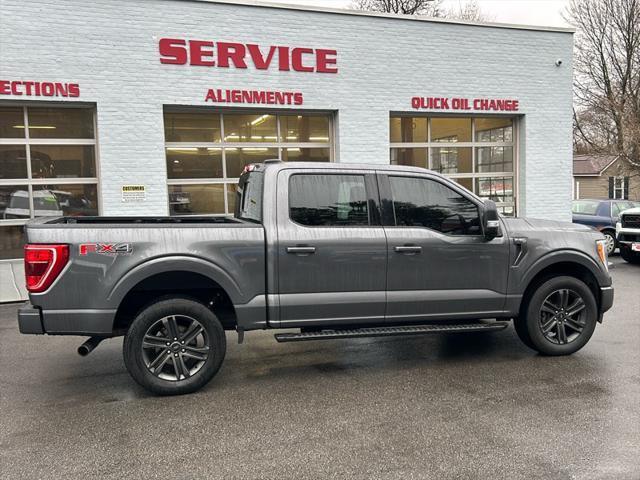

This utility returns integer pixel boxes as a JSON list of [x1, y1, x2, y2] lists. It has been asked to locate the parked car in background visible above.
[[572, 199, 640, 255], [616, 207, 640, 264]]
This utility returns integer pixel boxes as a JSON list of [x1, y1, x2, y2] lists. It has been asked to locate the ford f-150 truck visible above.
[[18, 162, 614, 395]]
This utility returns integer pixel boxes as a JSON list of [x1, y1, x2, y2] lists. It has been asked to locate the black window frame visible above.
[[287, 172, 381, 228], [377, 173, 485, 237]]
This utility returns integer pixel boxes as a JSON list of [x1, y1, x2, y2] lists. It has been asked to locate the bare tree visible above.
[[446, 0, 492, 22], [350, 0, 443, 16], [566, 0, 640, 174]]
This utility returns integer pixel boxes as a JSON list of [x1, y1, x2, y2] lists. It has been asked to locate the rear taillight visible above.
[[24, 244, 69, 293]]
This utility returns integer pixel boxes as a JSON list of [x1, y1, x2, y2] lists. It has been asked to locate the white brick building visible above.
[[0, 0, 574, 260]]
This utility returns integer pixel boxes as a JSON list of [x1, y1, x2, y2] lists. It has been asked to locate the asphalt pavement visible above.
[[1, 257, 638, 480]]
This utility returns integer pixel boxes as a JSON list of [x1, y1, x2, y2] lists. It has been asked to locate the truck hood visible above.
[[503, 217, 596, 235], [620, 207, 640, 217]]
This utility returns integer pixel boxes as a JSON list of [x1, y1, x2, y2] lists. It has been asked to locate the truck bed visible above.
[[31, 216, 245, 226]]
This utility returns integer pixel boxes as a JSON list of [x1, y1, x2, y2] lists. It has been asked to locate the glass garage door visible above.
[[390, 116, 517, 216], [0, 105, 99, 259], [163, 109, 333, 216]]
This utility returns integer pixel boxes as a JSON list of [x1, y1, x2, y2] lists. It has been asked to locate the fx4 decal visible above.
[[79, 243, 133, 255]]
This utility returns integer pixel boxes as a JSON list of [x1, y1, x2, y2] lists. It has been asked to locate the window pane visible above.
[[0, 107, 25, 138], [476, 146, 513, 173], [431, 118, 471, 143], [30, 145, 96, 178], [475, 118, 513, 142], [32, 184, 98, 217], [226, 183, 237, 214], [164, 112, 221, 142], [289, 174, 369, 226], [166, 147, 223, 179], [223, 114, 277, 142], [389, 176, 481, 235], [0, 226, 25, 260], [27, 108, 94, 139], [280, 115, 330, 143], [390, 148, 428, 168], [0, 146, 28, 179], [168, 184, 224, 215], [453, 177, 473, 192], [432, 147, 472, 174], [0, 185, 30, 219], [499, 206, 515, 216], [476, 177, 514, 204], [225, 148, 278, 178], [281, 147, 330, 162], [390, 117, 428, 143]]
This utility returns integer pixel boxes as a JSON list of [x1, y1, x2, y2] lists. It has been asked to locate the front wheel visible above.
[[514, 276, 598, 356], [620, 245, 640, 264], [123, 297, 226, 395]]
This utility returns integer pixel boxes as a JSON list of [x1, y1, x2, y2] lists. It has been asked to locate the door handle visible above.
[[286, 246, 316, 255], [394, 245, 422, 254]]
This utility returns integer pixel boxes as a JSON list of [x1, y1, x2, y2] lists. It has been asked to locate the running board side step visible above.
[[274, 322, 509, 343]]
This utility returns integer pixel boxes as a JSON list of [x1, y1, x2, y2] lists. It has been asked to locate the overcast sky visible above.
[[269, 0, 572, 28]]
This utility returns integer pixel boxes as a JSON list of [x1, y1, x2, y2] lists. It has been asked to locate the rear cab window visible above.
[[236, 168, 264, 223]]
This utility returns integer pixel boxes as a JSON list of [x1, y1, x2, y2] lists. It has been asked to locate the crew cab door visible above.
[[275, 168, 387, 327], [379, 173, 510, 321]]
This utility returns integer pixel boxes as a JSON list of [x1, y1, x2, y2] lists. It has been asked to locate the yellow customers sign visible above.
[[121, 185, 146, 202]]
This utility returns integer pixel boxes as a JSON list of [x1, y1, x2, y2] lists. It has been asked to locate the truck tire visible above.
[[516, 276, 597, 356], [512, 315, 534, 349], [123, 297, 226, 395], [620, 245, 640, 264]]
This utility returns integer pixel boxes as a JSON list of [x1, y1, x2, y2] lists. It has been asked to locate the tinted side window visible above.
[[289, 174, 369, 226], [389, 176, 481, 235]]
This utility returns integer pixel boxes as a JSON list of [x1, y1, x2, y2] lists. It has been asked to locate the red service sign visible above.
[[205, 88, 303, 106], [0, 80, 80, 98], [159, 38, 338, 74], [412, 96, 519, 112]]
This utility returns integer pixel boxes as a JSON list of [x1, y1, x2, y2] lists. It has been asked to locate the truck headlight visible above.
[[596, 239, 609, 272]]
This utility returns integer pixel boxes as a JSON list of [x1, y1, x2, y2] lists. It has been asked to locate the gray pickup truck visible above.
[[19, 162, 614, 395]]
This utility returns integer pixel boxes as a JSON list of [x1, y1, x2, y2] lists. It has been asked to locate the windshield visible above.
[[235, 170, 264, 223]]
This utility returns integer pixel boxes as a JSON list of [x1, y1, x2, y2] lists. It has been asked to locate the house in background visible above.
[[573, 154, 639, 201]]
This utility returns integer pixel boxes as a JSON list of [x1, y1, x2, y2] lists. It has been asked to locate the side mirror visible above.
[[483, 199, 500, 240]]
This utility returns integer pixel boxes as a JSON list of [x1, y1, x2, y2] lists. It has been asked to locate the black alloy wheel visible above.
[[123, 297, 226, 395], [514, 276, 597, 356], [538, 288, 586, 345], [141, 315, 210, 381]]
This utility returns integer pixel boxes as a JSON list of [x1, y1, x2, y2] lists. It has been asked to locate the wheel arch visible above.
[[518, 256, 603, 320], [109, 256, 243, 333]]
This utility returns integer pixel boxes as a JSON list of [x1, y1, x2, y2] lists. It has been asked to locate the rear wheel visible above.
[[602, 230, 616, 255], [515, 276, 597, 356], [123, 297, 226, 395]]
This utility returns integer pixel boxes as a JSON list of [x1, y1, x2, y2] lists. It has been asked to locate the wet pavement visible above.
[[1, 257, 638, 479]]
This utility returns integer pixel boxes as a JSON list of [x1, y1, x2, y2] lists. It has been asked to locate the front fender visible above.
[[515, 249, 610, 293]]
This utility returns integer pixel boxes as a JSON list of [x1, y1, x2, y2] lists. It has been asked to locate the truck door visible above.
[[275, 168, 387, 328], [379, 173, 510, 321]]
